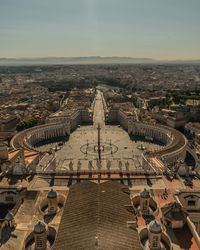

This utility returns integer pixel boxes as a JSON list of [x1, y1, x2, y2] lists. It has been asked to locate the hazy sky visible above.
[[0, 0, 200, 59]]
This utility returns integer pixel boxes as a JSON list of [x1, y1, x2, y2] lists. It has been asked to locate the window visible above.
[[5, 196, 14, 202], [188, 200, 196, 206], [153, 236, 158, 247]]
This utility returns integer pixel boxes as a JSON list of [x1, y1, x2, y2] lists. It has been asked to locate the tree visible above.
[[16, 118, 38, 131]]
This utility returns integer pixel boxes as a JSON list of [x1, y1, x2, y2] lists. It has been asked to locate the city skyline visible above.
[[1, 0, 200, 60]]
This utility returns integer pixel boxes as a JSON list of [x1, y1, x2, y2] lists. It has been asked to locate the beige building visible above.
[[153, 109, 186, 129], [177, 190, 200, 236], [0, 115, 19, 132]]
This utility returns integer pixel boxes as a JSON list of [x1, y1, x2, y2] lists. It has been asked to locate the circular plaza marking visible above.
[[80, 142, 118, 156]]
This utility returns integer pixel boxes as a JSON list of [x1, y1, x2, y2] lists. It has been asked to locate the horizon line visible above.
[[0, 56, 200, 61]]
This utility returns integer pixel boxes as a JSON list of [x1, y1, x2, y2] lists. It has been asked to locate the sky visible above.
[[0, 0, 200, 60]]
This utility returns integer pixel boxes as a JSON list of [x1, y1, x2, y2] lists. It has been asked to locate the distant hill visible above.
[[0, 57, 155, 65], [0, 56, 199, 65]]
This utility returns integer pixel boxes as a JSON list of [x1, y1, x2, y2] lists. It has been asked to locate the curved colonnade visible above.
[[128, 121, 187, 164], [11, 118, 187, 167], [11, 122, 70, 151]]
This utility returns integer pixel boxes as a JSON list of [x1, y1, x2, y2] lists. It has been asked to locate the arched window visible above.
[[152, 236, 158, 247]]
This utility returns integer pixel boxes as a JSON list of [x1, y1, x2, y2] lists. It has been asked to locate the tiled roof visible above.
[[53, 181, 141, 250]]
